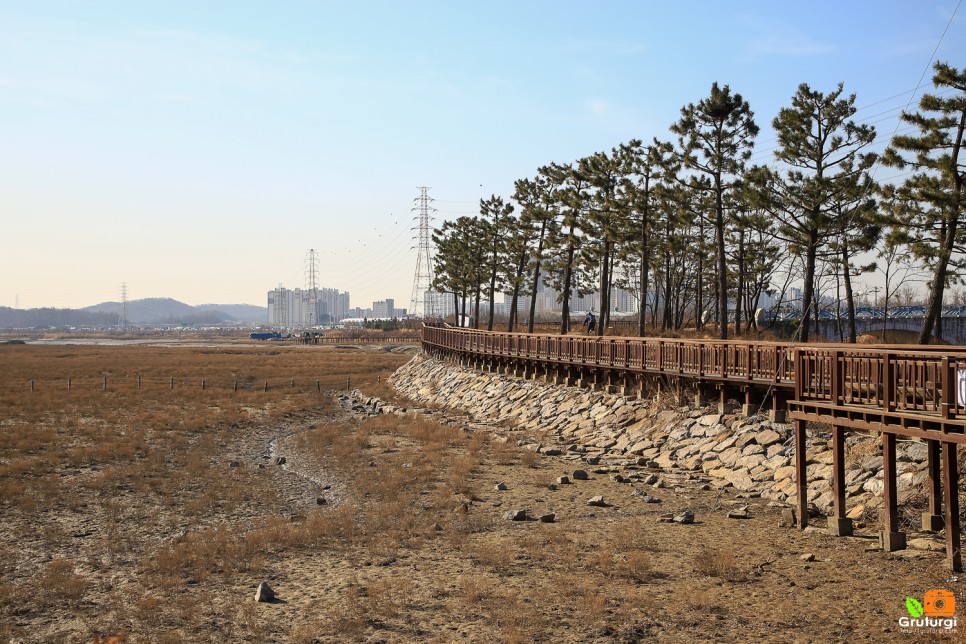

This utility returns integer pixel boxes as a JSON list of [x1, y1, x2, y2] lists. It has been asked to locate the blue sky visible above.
[[1, 1, 963, 310]]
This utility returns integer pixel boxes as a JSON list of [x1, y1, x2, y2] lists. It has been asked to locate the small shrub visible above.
[[693, 546, 748, 582]]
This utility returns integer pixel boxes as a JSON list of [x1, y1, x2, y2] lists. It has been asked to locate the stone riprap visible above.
[[377, 355, 932, 518]]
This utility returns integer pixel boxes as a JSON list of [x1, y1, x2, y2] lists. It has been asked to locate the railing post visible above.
[[942, 357, 954, 420], [831, 350, 842, 406], [883, 352, 895, 412]]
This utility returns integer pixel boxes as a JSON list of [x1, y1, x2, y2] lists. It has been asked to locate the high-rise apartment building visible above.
[[267, 286, 350, 327]]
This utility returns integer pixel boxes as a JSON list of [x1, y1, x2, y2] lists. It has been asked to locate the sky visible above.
[[1, 1, 964, 311]]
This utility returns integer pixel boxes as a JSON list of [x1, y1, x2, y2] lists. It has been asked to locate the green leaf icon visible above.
[[906, 597, 924, 618]]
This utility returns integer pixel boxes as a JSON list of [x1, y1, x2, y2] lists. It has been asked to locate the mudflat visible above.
[[0, 344, 957, 642]]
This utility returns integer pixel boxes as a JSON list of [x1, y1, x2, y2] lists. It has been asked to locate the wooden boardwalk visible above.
[[423, 323, 966, 570]]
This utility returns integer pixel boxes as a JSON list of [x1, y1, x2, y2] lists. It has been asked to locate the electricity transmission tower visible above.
[[410, 187, 438, 318], [119, 282, 129, 329], [305, 249, 319, 327]]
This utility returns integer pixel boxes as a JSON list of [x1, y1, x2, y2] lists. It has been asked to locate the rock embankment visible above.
[[386, 355, 932, 521]]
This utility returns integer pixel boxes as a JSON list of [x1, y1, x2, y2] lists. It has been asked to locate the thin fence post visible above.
[[233, 381, 238, 392], [30, 379, 34, 392], [202, 379, 205, 390], [103, 375, 108, 392], [346, 377, 350, 391], [137, 375, 141, 390], [291, 378, 295, 388], [316, 379, 321, 393], [67, 378, 71, 391], [170, 376, 174, 390], [264, 381, 269, 392]]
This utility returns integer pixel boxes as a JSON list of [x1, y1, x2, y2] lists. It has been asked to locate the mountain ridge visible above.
[[0, 298, 267, 328]]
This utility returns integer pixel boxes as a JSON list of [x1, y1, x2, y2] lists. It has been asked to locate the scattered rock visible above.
[[586, 496, 608, 507], [547, 483, 558, 491], [800, 553, 815, 562], [908, 538, 945, 552], [228, 461, 240, 468], [673, 510, 695, 524], [572, 470, 589, 481], [538, 513, 556, 523], [316, 497, 327, 505], [728, 507, 750, 519], [542, 448, 563, 456], [273, 456, 286, 466], [495, 482, 508, 491], [780, 508, 797, 528], [254, 581, 275, 602], [504, 509, 529, 521], [556, 476, 570, 485], [631, 489, 662, 503], [641, 474, 659, 485]]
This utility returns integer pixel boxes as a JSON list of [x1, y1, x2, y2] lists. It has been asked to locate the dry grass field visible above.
[[0, 341, 960, 642]]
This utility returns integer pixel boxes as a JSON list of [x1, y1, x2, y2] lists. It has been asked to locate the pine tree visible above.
[[671, 82, 758, 339], [882, 62, 966, 344]]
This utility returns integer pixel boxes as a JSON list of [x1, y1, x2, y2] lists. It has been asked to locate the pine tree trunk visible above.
[[842, 244, 857, 343], [799, 233, 818, 342], [919, 225, 956, 344], [560, 232, 576, 335], [715, 180, 729, 340]]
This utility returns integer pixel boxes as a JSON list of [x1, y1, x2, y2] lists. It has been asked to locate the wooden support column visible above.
[[923, 439, 945, 531], [943, 442, 962, 571], [880, 432, 906, 551], [718, 385, 735, 414], [693, 382, 708, 408], [741, 386, 757, 417], [769, 391, 787, 423], [828, 426, 852, 536], [795, 419, 808, 529]]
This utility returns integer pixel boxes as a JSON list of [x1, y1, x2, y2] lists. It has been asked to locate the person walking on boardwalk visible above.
[[583, 311, 597, 335]]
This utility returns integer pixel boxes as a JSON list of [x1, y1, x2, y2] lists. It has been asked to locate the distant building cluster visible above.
[[424, 276, 638, 320], [267, 286, 349, 327], [266, 288, 407, 327], [347, 298, 408, 320]]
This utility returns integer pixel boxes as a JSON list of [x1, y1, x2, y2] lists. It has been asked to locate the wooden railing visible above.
[[423, 324, 966, 437], [423, 325, 798, 386]]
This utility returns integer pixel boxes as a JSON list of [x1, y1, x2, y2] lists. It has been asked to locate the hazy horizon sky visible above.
[[1, 1, 963, 310]]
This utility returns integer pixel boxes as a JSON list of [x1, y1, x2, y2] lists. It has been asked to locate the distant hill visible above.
[[83, 298, 267, 325], [0, 307, 119, 329], [0, 298, 267, 329], [196, 303, 268, 324]]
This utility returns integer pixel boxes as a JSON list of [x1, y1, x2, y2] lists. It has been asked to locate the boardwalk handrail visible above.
[[422, 323, 966, 430]]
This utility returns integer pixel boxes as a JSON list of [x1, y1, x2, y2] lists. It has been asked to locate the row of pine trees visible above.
[[431, 63, 965, 344]]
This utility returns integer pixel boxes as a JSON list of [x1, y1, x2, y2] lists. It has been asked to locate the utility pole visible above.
[[410, 187, 438, 318]]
